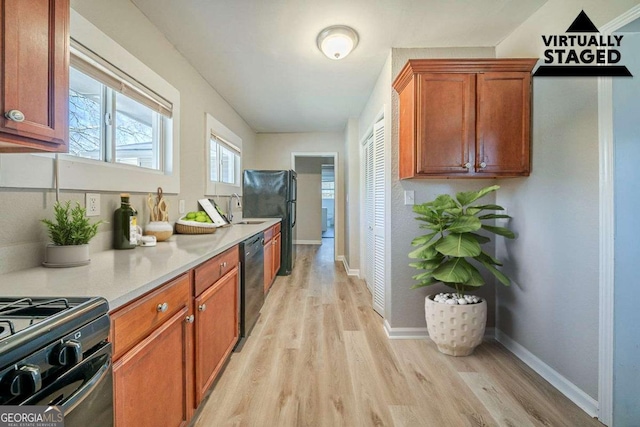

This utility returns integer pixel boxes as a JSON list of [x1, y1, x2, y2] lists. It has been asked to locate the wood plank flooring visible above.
[[194, 242, 603, 427]]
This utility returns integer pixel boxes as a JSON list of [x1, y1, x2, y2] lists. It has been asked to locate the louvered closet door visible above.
[[372, 120, 386, 317], [364, 136, 374, 293]]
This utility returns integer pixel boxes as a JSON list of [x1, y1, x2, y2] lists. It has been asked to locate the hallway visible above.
[[194, 244, 601, 426]]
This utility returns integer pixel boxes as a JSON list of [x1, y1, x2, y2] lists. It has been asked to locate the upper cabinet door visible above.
[[0, 0, 69, 152], [476, 72, 531, 176], [415, 73, 475, 176]]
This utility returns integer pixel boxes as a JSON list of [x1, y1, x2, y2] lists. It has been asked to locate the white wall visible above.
[[254, 132, 345, 258], [494, 0, 640, 402], [0, 0, 257, 274]]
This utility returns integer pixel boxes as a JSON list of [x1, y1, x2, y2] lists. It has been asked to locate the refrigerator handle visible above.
[[291, 201, 296, 228]]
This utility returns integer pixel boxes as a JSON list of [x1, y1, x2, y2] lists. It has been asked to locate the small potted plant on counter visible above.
[[409, 185, 514, 356], [41, 200, 103, 267]]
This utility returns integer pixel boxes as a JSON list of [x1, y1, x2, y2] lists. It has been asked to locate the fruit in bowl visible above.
[[185, 211, 213, 223]]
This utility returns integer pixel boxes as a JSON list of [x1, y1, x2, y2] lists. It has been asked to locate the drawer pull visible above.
[[4, 109, 25, 122], [185, 315, 195, 324], [157, 302, 168, 313], [198, 304, 206, 312], [463, 162, 472, 169]]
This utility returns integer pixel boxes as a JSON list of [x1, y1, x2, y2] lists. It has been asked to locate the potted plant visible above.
[[41, 201, 103, 267], [409, 185, 514, 356]]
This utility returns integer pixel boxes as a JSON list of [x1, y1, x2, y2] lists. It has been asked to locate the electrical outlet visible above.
[[178, 199, 185, 214], [86, 193, 100, 217]]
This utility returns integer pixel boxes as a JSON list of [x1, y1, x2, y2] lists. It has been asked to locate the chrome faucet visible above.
[[228, 193, 241, 223]]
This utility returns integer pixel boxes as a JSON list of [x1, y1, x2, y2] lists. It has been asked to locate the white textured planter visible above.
[[44, 244, 90, 267], [425, 294, 487, 356]]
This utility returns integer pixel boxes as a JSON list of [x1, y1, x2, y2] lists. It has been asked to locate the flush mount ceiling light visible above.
[[317, 25, 359, 60]]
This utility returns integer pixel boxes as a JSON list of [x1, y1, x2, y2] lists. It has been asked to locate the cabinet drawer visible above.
[[111, 273, 190, 360], [194, 246, 239, 297], [264, 226, 274, 242], [273, 222, 281, 234]]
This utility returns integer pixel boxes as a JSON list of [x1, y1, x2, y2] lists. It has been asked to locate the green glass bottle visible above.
[[114, 193, 138, 249]]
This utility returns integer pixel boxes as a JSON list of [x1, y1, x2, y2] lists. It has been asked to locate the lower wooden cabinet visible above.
[[110, 273, 193, 427], [273, 232, 281, 276], [264, 234, 273, 293], [263, 225, 282, 294], [113, 306, 193, 427], [194, 266, 239, 405], [110, 244, 242, 426]]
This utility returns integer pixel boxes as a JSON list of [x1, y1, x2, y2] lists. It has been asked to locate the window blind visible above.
[[70, 38, 173, 118]]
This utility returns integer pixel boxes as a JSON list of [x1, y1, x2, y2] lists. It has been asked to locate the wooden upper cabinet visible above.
[[393, 59, 537, 179], [476, 72, 531, 176], [0, 0, 70, 153]]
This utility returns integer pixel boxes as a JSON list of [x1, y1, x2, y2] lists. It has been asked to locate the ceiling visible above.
[[131, 0, 547, 133]]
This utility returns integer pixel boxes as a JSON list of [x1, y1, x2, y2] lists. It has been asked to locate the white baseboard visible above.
[[383, 320, 497, 341], [384, 320, 428, 339], [293, 240, 322, 245], [336, 255, 360, 277], [495, 329, 598, 418]]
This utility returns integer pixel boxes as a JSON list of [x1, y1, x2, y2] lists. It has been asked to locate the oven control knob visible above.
[[52, 340, 83, 366], [9, 365, 42, 396]]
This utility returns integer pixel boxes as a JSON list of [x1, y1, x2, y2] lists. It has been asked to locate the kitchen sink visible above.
[[235, 220, 266, 225]]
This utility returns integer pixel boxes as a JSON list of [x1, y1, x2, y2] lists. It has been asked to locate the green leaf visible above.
[[469, 233, 490, 244], [475, 251, 503, 266], [455, 185, 500, 206], [478, 213, 511, 220], [408, 241, 440, 260], [447, 215, 481, 233], [432, 258, 471, 284], [460, 260, 485, 287], [411, 231, 438, 246], [482, 224, 515, 239], [477, 258, 511, 286], [410, 276, 440, 289], [470, 204, 505, 211], [435, 234, 481, 257], [409, 257, 444, 271], [432, 194, 458, 209]]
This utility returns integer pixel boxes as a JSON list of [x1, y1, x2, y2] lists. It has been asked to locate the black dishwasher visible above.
[[237, 232, 265, 347]]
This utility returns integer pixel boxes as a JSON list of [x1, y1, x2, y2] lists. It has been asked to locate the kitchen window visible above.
[[0, 10, 181, 193], [206, 113, 243, 196], [69, 41, 172, 171], [322, 165, 335, 199]]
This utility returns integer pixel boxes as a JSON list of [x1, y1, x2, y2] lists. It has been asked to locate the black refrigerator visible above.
[[242, 169, 297, 275]]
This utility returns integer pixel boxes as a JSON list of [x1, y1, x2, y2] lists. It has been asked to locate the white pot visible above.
[[424, 294, 487, 357], [44, 244, 90, 267], [144, 221, 173, 242]]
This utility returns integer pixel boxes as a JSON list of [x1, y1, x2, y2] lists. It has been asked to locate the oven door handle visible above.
[[60, 351, 112, 415]]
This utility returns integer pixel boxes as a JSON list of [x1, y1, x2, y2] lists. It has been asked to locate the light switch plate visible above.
[[404, 190, 415, 205], [86, 193, 100, 217], [178, 199, 185, 214]]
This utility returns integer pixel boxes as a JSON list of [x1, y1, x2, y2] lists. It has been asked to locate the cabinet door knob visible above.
[[198, 304, 206, 312], [157, 302, 168, 313], [4, 110, 25, 122], [185, 315, 195, 323], [464, 162, 472, 169], [480, 162, 487, 169]]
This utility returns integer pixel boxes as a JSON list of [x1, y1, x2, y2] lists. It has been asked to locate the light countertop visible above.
[[0, 219, 280, 311]]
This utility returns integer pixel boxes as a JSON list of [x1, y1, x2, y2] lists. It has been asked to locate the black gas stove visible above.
[[0, 297, 113, 426]]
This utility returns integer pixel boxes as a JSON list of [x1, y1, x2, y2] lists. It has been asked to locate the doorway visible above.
[[291, 152, 338, 258]]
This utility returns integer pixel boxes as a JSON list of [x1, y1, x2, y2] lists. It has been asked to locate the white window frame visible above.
[[0, 9, 181, 193], [205, 113, 242, 196]]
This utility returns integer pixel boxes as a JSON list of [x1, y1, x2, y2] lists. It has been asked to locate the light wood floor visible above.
[[194, 242, 603, 427]]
